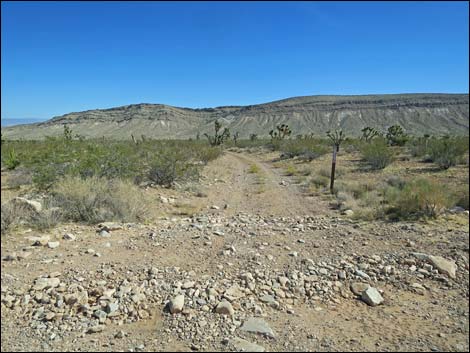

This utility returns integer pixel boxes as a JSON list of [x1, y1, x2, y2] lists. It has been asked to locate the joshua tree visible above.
[[233, 131, 240, 145], [249, 133, 258, 141], [360, 127, 381, 142], [386, 125, 408, 146], [204, 120, 230, 146], [326, 129, 346, 193], [269, 124, 292, 140], [63, 125, 73, 141]]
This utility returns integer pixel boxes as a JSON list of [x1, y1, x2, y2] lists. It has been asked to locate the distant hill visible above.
[[2, 93, 468, 140]]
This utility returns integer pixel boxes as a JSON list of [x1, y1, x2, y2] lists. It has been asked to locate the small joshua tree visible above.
[[204, 120, 230, 146], [233, 131, 239, 145], [326, 129, 346, 193], [63, 125, 73, 141], [249, 133, 258, 141], [269, 124, 292, 140], [386, 125, 408, 146], [360, 127, 381, 143]]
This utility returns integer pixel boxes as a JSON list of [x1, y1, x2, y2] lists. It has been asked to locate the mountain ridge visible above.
[[3, 93, 469, 139]]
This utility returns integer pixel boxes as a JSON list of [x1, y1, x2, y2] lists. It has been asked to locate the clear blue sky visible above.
[[1, 1, 469, 121]]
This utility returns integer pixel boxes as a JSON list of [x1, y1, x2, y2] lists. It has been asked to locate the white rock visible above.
[[412, 253, 457, 279], [33, 277, 60, 291], [361, 287, 384, 306], [427, 255, 457, 279], [215, 300, 234, 316], [169, 295, 184, 314], [47, 241, 60, 249], [239, 317, 275, 338]]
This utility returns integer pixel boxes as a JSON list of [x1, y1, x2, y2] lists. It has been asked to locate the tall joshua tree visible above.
[[269, 124, 292, 140], [326, 130, 346, 193], [204, 120, 230, 146]]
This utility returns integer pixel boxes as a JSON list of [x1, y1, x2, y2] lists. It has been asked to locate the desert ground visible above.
[[1, 146, 469, 352]]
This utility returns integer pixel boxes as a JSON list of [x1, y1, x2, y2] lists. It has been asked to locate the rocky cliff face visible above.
[[3, 94, 468, 139]]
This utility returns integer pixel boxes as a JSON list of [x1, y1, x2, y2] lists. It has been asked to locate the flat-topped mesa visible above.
[[3, 93, 468, 140]]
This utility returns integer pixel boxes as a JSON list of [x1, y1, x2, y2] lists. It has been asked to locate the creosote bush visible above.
[[428, 136, 468, 169], [385, 178, 451, 219], [1, 138, 222, 190], [0, 199, 62, 234], [360, 138, 394, 169], [52, 176, 154, 224], [275, 139, 329, 160]]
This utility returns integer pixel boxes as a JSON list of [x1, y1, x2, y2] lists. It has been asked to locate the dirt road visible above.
[[1, 150, 469, 352]]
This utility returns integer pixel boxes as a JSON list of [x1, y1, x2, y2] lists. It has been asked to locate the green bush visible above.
[[385, 178, 452, 219], [1, 203, 15, 234], [428, 136, 468, 169], [407, 136, 431, 158], [0, 198, 62, 234], [309, 175, 329, 189], [277, 139, 329, 160], [4, 149, 20, 170], [147, 150, 200, 187], [1, 139, 222, 190], [360, 138, 394, 169], [453, 185, 469, 210], [52, 176, 153, 224]]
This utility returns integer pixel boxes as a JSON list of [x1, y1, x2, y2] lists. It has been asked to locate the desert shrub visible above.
[[309, 175, 330, 189], [343, 138, 362, 153], [334, 190, 358, 211], [407, 135, 432, 158], [330, 180, 384, 219], [248, 164, 261, 174], [428, 136, 468, 169], [452, 185, 469, 210], [147, 150, 200, 187], [1, 203, 15, 234], [192, 145, 223, 165], [32, 163, 69, 190], [52, 176, 152, 224], [316, 166, 343, 179], [384, 175, 406, 189], [0, 198, 61, 233], [27, 203, 63, 231], [385, 178, 452, 219], [232, 138, 270, 149], [1, 139, 222, 190], [334, 180, 378, 199], [284, 165, 297, 176], [360, 138, 394, 169], [277, 139, 329, 160], [4, 148, 20, 170]]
